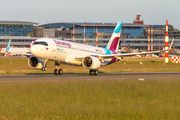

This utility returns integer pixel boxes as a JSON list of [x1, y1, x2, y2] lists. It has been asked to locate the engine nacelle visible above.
[[28, 57, 43, 70], [82, 56, 101, 69]]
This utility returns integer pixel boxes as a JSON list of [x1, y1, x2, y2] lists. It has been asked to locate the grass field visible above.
[[1, 57, 180, 119], [0, 57, 180, 75], [0, 79, 180, 120]]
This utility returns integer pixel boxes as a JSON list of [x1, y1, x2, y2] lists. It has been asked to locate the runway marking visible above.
[[86, 79, 95, 80], [139, 78, 145, 81]]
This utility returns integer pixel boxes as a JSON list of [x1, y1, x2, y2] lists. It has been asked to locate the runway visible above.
[[0, 72, 180, 82]]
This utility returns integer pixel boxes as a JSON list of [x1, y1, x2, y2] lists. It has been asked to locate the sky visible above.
[[0, 0, 180, 29]]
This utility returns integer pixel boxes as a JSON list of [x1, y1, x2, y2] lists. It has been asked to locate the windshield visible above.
[[33, 42, 48, 46]]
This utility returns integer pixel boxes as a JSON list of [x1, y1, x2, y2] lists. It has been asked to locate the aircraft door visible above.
[[76, 47, 80, 54], [52, 42, 57, 58]]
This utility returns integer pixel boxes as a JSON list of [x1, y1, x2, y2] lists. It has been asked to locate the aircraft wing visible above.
[[75, 50, 165, 60], [98, 50, 164, 59], [75, 38, 174, 60]]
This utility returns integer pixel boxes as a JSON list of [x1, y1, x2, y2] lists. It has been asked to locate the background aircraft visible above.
[[0, 40, 35, 56], [9, 21, 173, 75]]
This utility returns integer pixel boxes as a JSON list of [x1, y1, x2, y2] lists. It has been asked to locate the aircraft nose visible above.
[[30, 46, 37, 56]]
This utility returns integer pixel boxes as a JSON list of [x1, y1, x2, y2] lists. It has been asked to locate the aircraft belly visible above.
[[49, 52, 68, 61], [101, 59, 111, 66], [65, 54, 81, 65], [56, 53, 68, 61]]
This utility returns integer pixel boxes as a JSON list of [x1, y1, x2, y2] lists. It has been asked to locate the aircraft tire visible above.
[[54, 69, 58, 75], [58, 69, 63, 75], [94, 70, 98, 75], [89, 69, 93, 75], [42, 67, 47, 71], [44, 67, 47, 71]]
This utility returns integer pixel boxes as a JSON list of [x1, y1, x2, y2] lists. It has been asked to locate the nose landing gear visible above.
[[41, 59, 48, 71], [42, 67, 47, 71]]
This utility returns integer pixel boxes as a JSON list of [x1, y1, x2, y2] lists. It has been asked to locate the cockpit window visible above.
[[33, 42, 48, 46]]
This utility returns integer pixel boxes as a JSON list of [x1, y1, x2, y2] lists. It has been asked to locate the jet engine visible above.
[[28, 56, 43, 70], [82, 56, 101, 69]]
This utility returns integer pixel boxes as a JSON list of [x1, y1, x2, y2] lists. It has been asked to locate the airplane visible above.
[[0, 39, 35, 56], [9, 21, 174, 75]]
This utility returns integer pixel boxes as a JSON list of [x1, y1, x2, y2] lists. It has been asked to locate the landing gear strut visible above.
[[89, 69, 98, 75], [41, 59, 48, 71], [54, 61, 63, 75]]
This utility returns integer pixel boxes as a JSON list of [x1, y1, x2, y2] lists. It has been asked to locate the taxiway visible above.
[[0, 72, 180, 82]]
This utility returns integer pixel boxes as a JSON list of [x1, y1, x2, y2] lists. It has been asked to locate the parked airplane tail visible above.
[[105, 21, 122, 52], [6, 39, 11, 52], [3, 39, 11, 56]]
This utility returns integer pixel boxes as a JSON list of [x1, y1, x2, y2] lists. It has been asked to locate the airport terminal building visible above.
[[0, 19, 180, 52], [0, 21, 38, 48]]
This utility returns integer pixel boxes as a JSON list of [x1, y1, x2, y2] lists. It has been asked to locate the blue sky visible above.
[[0, 0, 180, 29]]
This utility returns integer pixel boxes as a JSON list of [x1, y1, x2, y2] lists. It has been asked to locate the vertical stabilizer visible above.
[[6, 39, 11, 52], [4, 39, 11, 56], [105, 21, 122, 52]]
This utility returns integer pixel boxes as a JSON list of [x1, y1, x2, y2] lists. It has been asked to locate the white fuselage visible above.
[[30, 38, 118, 66]]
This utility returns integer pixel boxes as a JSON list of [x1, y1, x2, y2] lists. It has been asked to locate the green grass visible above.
[[1, 57, 180, 75], [0, 79, 180, 120]]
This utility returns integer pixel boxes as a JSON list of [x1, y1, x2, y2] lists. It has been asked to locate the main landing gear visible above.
[[41, 59, 48, 71], [53, 61, 98, 76], [54, 61, 63, 75], [89, 69, 98, 75], [54, 69, 63, 75]]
